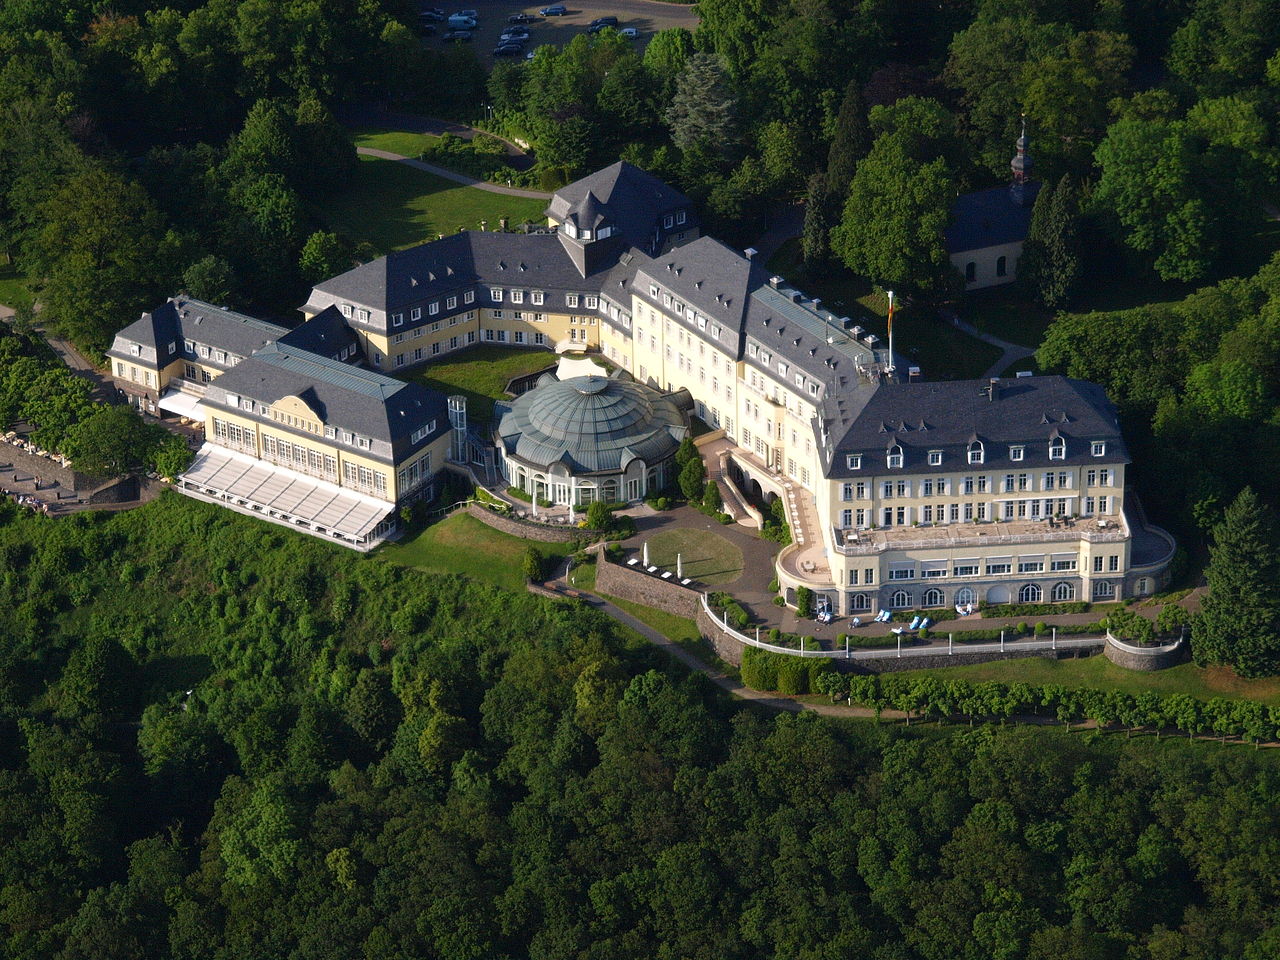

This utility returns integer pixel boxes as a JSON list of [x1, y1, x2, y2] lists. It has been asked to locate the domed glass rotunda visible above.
[[494, 374, 692, 505]]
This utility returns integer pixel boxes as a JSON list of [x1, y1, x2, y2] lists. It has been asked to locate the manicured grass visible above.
[[350, 126, 443, 159], [317, 156, 547, 254], [953, 289, 1055, 349], [897, 655, 1280, 706], [0, 261, 32, 310], [642, 527, 743, 585], [602, 593, 727, 669], [380, 511, 571, 592], [400, 344, 557, 421], [766, 239, 1002, 381]]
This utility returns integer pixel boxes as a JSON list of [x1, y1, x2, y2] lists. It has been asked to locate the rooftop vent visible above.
[[744, 247, 758, 260], [1016, 370, 1033, 378], [769, 275, 782, 287]]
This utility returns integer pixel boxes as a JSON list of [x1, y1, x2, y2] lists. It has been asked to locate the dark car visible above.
[[418, 7, 445, 20], [507, 12, 537, 23], [493, 41, 525, 56], [501, 26, 531, 39], [539, 4, 567, 15], [413, 21, 437, 34], [589, 15, 618, 27], [442, 28, 472, 41]]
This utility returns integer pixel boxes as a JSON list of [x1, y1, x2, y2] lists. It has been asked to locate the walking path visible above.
[[357, 146, 552, 199], [939, 307, 1036, 378]]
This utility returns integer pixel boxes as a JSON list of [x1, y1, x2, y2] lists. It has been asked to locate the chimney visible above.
[[989, 378, 1001, 401], [744, 247, 757, 260]]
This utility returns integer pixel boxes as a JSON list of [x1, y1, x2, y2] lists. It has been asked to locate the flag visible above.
[[887, 291, 894, 338]]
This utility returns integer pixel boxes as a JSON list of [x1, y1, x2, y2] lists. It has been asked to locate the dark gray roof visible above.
[[495, 375, 687, 474], [108, 297, 287, 368], [824, 375, 1127, 477], [277, 306, 360, 362], [308, 231, 625, 327], [546, 161, 692, 252], [204, 342, 447, 462], [943, 183, 1040, 254]]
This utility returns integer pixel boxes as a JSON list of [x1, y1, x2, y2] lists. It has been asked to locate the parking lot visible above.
[[422, 0, 698, 59]]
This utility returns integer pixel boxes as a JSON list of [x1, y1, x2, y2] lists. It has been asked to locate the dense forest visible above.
[[0, 495, 1279, 958]]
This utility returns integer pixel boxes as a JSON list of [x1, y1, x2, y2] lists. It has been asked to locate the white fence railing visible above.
[[700, 594, 1109, 661], [832, 527, 1129, 556]]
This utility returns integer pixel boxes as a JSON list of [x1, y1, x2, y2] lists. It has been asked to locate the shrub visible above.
[[521, 546, 544, 582], [776, 656, 808, 695], [768, 627, 781, 641], [796, 586, 814, 618], [703, 480, 723, 511], [1156, 604, 1190, 637], [772, 596, 785, 606], [919, 627, 930, 640], [1016, 621, 1029, 635], [585, 500, 613, 531], [1034, 621, 1048, 636], [768, 577, 779, 593], [980, 601, 1090, 618], [718, 512, 734, 524]]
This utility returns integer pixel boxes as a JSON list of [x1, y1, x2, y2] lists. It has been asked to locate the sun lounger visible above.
[[920, 617, 933, 630], [908, 616, 921, 630], [627, 558, 639, 566]]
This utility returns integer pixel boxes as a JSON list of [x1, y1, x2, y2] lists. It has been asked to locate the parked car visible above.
[[539, 4, 567, 15], [588, 15, 618, 27], [442, 28, 472, 40], [493, 42, 525, 56], [419, 6, 445, 20], [446, 14, 476, 27], [456, 8, 479, 18], [501, 26, 531, 39], [413, 21, 438, 34], [508, 12, 537, 23], [619, 26, 637, 37]]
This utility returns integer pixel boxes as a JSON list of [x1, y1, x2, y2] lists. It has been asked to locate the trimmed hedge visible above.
[[740, 647, 833, 694]]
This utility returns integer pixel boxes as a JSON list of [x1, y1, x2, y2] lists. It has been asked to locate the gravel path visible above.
[[356, 146, 553, 199]]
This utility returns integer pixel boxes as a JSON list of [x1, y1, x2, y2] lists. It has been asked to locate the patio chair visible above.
[[908, 616, 921, 630], [920, 617, 933, 630]]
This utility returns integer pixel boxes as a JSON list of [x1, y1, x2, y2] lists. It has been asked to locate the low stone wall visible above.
[[596, 556, 701, 619], [83, 475, 139, 504], [696, 601, 746, 665], [0, 440, 100, 492], [1104, 636, 1188, 671], [463, 502, 601, 543]]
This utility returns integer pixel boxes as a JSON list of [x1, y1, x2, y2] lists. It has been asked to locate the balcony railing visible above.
[[831, 525, 1129, 555]]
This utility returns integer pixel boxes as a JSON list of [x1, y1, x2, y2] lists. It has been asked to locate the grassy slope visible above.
[[642, 527, 743, 585], [600, 592, 729, 670], [351, 127, 443, 159], [400, 344, 557, 421], [380, 511, 572, 592], [896, 654, 1280, 706], [318, 156, 546, 254], [0, 261, 32, 310]]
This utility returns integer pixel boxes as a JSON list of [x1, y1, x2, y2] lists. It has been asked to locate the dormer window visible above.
[[580, 229, 592, 241], [1009, 445, 1024, 462], [392, 313, 403, 327], [564, 222, 577, 239], [847, 454, 862, 470], [664, 214, 674, 228], [130, 344, 141, 356], [1049, 437, 1066, 460], [677, 210, 687, 225], [168, 342, 177, 355], [1091, 441, 1106, 456], [411, 307, 421, 321], [928, 450, 942, 466], [887, 444, 903, 469], [968, 441, 984, 464], [490, 288, 503, 302]]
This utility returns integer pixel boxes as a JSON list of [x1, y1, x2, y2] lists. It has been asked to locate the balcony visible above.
[[831, 515, 1128, 556]]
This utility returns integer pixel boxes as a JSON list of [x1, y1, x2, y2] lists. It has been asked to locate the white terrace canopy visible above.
[[177, 444, 394, 548]]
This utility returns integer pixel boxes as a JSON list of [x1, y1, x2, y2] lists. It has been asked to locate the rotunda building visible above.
[[494, 374, 691, 505]]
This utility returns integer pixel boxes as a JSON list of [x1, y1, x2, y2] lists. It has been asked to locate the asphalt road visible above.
[[423, 0, 698, 59]]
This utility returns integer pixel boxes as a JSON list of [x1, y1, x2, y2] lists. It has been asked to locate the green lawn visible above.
[[641, 528, 744, 585], [400, 344, 557, 421], [953, 289, 1055, 350], [317, 156, 547, 255], [766, 239, 1002, 380], [897, 655, 1280, 706], [0, 261, 32, 310], [380, 511, 571, 591], [601, 593, 728, 669], [350, 126, 443, 159]]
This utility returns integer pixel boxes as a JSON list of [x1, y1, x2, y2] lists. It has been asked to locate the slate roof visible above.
[[823, 375, 1127, 477], [108, 297, 287, 368], [204, 342, 447, 462], [276, 305, 360, 363], [943, 183, 1040, 254], [495, 375, 687, 474], [545, 161, 692, 251]]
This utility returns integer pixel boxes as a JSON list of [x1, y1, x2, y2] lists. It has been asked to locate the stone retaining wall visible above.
[[463, 502, 601, 543], [838, 645, 1104, 674], [1103, 637, 1188, 671], [0, 441, 100, 492], [597, 557, 701, 619], [696, 601, 746, 665]]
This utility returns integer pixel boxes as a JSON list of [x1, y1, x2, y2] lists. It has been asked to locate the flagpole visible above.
[[886, 289, 895, 374]]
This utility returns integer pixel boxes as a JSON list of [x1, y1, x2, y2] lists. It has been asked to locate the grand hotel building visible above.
[[109, 162, 1174, 606]]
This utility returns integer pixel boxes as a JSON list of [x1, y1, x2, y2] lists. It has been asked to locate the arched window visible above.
[[922, 588, 945, 608], [1052, 581, 1075, 602], [1093, 580, 1114, 600], [890, 589, 912, 609], [996, 255, 1007, 277], [1019, 583, 1042, 603], [848, 593, 871, 612], [965, 262, 976, 282], [968, 440, 984, 464], [1049, 437, 1065, 460], [887, 444, 903, 469], [955, 586, 976, 607]]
